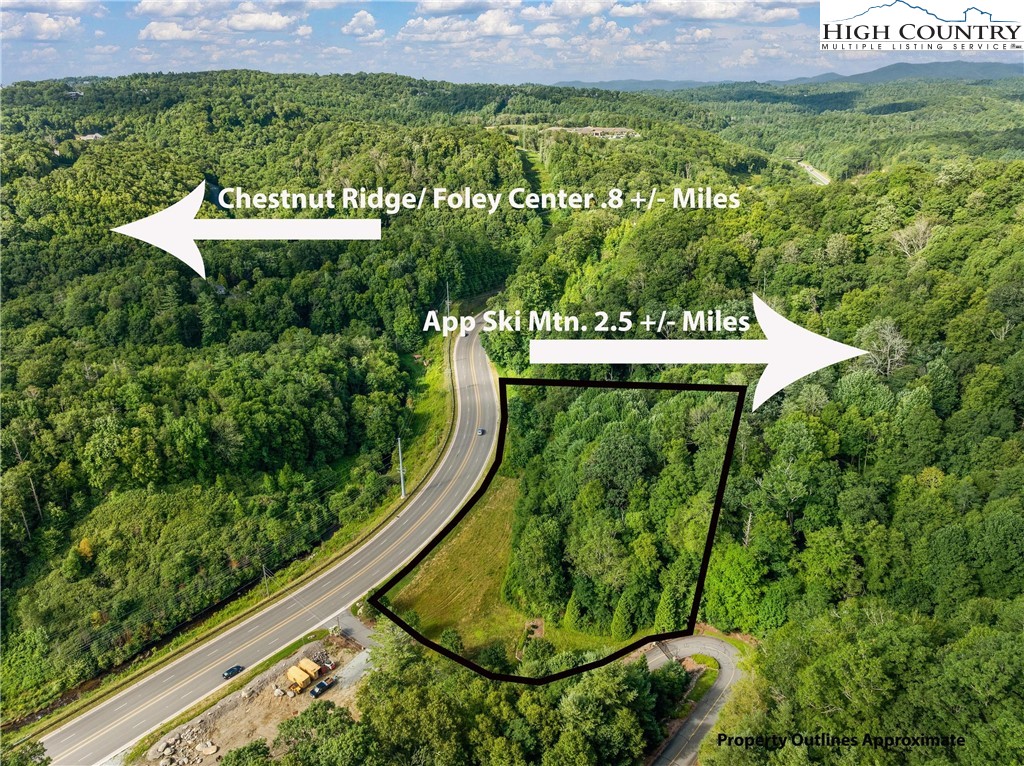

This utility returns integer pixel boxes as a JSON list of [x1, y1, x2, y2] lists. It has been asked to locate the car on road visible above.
[[309, 676, 336, 698], [221, 664, 244, 679], [477, 428, 486, 435]]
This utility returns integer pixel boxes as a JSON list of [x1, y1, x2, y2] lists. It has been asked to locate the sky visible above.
[[1, 0, 1021, 85]]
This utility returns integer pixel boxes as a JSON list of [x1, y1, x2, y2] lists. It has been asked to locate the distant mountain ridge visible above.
[[555, 61, 1023, 91]]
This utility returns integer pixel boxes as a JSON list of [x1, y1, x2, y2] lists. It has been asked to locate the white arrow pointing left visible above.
[[112, 181, 381, 279]]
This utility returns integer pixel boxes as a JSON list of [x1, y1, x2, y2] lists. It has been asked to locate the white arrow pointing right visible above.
[[529, 294, 868, 409]]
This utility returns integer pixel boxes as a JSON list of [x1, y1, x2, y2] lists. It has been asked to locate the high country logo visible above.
[[819, 0, 1021, 50]]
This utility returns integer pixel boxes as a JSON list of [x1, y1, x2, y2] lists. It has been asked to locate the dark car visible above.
[[222, 664, 244, 679], [309, 676, 336, 698], [477, 428, 486, 435]]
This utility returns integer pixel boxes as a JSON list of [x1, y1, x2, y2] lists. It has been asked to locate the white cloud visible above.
[[321, 45, 353, 56], [3, 0, 105, 14], [226, 7, 296, 31], [2, 11, 80, 39], [23, 45, 58, 61], [522, 0, 613, 20], [608, 2, 645, 17], [476, 8, 521, 34], [341, 9, 385, 41], [675, 26, 713, 43], [88, 44, 120, 54], [617, 39, 672, 60], [414, 0, 521, 13], [200, 43, 231, 62], [130, 45, 155, 62], [751, 7, 798, 21], [341, 9, 376, 35], [611, 0, 797, 22], [730, 48, 759, 67], [532, 21, 567, 35], [296, 24, 313, 36], [633, 17, 668, 33], [461, 36, 549, 67], [130, 0, 210, 17], [588, 17, 630, 41], [133, 1, 297, 39], [398, 8, 523, 42], [302, 0, 352, 8], [397, 15, 456, 40], [138, 20, 204, 40]]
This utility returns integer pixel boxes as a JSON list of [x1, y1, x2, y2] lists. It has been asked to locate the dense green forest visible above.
[[500, 386, 738, 643], [489, 103, 1024, 762], [1, 71, 545, 717], [685, 78, 1024, 179], [3, 69, 1023, 764]]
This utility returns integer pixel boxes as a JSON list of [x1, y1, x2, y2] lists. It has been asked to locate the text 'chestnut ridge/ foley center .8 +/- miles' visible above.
[[216, 185, 742, 214]]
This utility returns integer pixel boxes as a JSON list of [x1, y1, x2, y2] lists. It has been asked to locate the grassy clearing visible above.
[[390, 473, 646, 660], [691, 654, 720, 670], [11, 332, 455, 745], [688, 666, 720, 704], [124, 630, 328, 765], [682, 654, 722, 708], [393, 476, 522, 653]]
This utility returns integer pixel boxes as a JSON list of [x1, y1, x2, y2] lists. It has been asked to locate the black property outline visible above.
[[370, 377, 747, 685]]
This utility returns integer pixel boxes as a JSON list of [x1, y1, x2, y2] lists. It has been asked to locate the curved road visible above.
[[647, 636, 744, 766], [41, 324, 498, 766]]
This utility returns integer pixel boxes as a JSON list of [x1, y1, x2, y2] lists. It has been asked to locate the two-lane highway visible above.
[[42, 324, 498, 765]]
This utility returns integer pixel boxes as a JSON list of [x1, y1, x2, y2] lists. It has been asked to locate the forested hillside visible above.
[[0, 70, 762, 721], [492, 116, 1024, 763], [501, 386, 738, 643], [1, 71, 540, 718], [387, 383, 740, 667], [686, 77, 1024, 179], [4, 69, 1022, 765]]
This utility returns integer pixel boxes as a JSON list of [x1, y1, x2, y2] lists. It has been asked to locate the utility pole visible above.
[[262, 563, 272, 598], [397, 437, 406, 499], [445, 280, 452, 316]]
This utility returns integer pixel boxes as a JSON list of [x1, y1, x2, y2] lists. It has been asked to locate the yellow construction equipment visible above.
[[286, 665, 313, 693], [285, 658, 323, 693]]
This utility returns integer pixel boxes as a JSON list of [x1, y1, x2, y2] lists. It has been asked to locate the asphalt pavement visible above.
[[647, 636, 744, 766], [798, 161, 831, 185], [41, 324, 498, 766]]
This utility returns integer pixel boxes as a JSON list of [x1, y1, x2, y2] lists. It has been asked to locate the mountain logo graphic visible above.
[[828, 1, 1017, 24], [819, 0, 1021, 48]]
